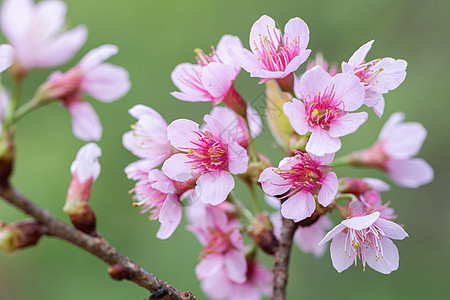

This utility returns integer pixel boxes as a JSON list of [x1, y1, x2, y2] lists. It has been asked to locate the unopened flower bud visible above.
[[223, 85, 247, 117], [338, 177, 371, 195], [0, 221, 45, 253], [265, 80, 294, 151], [248, 212, 279, 255], [64, 143, 101, 234]]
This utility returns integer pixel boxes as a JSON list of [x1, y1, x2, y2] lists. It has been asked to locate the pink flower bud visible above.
[[0, 221, 45, 253]]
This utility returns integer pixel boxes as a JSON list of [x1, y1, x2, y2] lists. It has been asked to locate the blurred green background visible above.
[[1, 0, 449, 299]]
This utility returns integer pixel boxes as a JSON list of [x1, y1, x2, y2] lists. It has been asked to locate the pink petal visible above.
[[379, 112, 405, 139], [67, 101, 102, 141], [215, 34, 243, 69], [203, 114, 230, 144], [148, 169, 175, 194], [225, 249, 247, 284], [284, 17, 310, 50], [161, 153, 193, 182], [201, 269, 231, 299], [366, 236, 399, 274], [283, 99, 309, 135], [195, 170, 234, 205], [306, 128, 341, 156], [170, 91, 212, 102], [294, 215, 332, 257], [282, 49, 311, 75], [259, 168, 291, 196], [202, 62, 235, 98], [227, 141, 249, 175], [317, 172, 338, 207], [81, 63, 130, 102], [363, 178, 390, 192], [195, 254, 224, 280], [318, 223, 346, 245], [227, 46, 262, 75], [375, 218, 408, 240], [156, 194, 182, 239], [35, 0, 67, 37], [386, 158, 434, 188], [171, 63, 209, 98], [347, 40, 374, 68], [330, 232, 355, 272], [331, 73, 365, 111], [0, 44, 14, 72], [373, 97, 385, 117], [70, 143, 102, 182], [166, 119, 200, 149], [281, 192, 315, 222], [383, 122, 427, 159], [229, 229, 245, 250], [34, 25, 88, 69], [128, 105, 166, 124], [341, 211, 380, 230], [78, 44, 118, 71], [249, 15, 279, 54], [328, 112, 368, 138], [368, 58, 407, 94], [298, 66, 331, 99], [1, 0, 32, 45]]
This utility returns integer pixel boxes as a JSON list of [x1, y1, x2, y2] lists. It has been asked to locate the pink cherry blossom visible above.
[[64, 143, 101, 217], [187, 201, 247, 285], [126, 162, 192, 239], [319, 210, 408, 274], [355, 112, 433, 188], [0, 0, 87, 72], [171, 35, 243, 105], [208, 105, 262, 148], [123, 105, 173, 169], [40, 44, 131, 141], [201, 259, 272, 300], [285, 66, 368, 156], [306, 52, 338, 76], [342, 40, 407, 117], [162, 114, 248, 205], [229, 15, 311, 83], [259, 151, 338, 222]]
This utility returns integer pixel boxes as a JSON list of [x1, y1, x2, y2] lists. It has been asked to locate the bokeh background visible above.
[[1, 0, 449, 299]]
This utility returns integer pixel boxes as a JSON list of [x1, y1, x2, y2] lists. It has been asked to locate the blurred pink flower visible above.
[[229, 15, 311, 83], [187, 201, 247, 285], [201, 259, 272, 300], [355, 112, 433, 188], [162, 115, 248, 205], [259, 152, 337, 222], [208, 105, 262, 148], [40, 44, 130, 141], [319, 210, 408, 274], [123, 105, 173, 169], [285, 66, 367, 156], [306, 52, 338, 76], [0, 0, 87, 72], [342, 40, 407, 117], [126, 163, 192, 240], [171, 35, 242, 105]]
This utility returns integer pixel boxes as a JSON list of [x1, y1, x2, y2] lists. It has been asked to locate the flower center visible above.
[[304, 85, 345, 130], [345, 224, 385, 271], [201, 229, 231, 257], [253, 26, 301, 72], [353, 59, 383, 86], [274, 152, 321, 198], [183, 131, 228, 176]]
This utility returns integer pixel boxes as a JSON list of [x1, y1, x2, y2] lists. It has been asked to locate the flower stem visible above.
[[13, 97, 41, 123], [331, 155, 353, 167], [334, 193, 359, 202], [11, 79, 22, 112], [227, 194, 254, 224], [247, 182, 260, 214]]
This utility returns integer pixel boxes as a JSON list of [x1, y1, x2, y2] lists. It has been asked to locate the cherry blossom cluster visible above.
[[119, 13, 434, 298], [0, 2, 434, 299]]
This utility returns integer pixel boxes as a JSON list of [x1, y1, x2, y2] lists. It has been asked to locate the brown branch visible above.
[[0, 184, 195, 300], [271, 214, 297, 300]]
